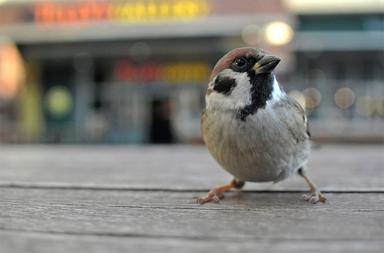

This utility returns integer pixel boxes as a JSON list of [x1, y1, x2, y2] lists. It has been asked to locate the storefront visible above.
[[0, 0, 291, 143]]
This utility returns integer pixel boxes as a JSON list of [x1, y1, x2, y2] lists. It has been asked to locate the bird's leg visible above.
[[298, 167, 326, 204], [196, 179, 245, 205]]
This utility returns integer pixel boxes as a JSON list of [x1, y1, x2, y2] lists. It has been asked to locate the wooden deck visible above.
[[0, 144, 383, 252]]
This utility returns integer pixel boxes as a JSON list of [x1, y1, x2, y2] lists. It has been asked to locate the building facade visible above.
[[0, 0, 383, 143]]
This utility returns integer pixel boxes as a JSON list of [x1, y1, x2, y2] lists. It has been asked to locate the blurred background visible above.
[[0, 0, 383, 144]]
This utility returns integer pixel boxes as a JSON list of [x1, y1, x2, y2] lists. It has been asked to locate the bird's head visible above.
[[206, 47, 282, 119]]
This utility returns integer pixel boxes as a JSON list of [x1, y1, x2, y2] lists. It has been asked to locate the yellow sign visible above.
[[35, 0, 209, 24], [163, 63, 209, 83]]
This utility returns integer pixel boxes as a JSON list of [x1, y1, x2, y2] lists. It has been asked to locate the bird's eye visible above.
[[232, 57, 249, 72]]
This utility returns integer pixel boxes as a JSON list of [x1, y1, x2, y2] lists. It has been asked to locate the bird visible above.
[[197, 47, 326, 204]]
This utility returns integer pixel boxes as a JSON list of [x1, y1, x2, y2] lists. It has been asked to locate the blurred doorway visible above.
[[42, 60, 75, 142], [149, 98, 174, 144]]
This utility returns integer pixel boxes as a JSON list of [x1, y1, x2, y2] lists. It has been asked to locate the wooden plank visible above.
[[1, 231, 383, 253], [1, 188, 383, 241], [0, 144, 383, 190]]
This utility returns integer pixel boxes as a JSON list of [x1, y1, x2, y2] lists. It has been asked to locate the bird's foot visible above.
[[302, 190, 327, 204], [195, 188, 224, 205], [195, 179, 244, 205]]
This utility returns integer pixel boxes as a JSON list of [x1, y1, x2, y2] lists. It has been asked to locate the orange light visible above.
[[0, 41, 25, 100], [35, 1, 109, 24]]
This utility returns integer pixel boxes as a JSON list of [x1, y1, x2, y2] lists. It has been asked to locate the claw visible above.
[[302, 191, 327, 204], [195, 179, 245, 205], [196, 189, 223, 205], [298, 168, 326, 204]]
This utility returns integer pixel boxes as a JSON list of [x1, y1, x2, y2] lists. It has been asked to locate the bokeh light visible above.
[[0, 40, 25, 100], [334, 87, 356, 109], [356, 96, 375, 117], [376, 96, 384, 116], [264, 21, 294, 46], [45, 86, 73, 118], [303, 87, 321, 109], [288, 90, 306, 109]]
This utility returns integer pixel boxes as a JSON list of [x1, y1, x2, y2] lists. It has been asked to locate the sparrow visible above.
[[197, 47, 326, 204]]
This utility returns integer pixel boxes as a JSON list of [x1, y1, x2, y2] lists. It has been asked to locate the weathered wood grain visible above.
[[1, 231, 383, 253], [0, 145, 383, 252], [1, 188, 383, 241], [0, 144, 383, 190]]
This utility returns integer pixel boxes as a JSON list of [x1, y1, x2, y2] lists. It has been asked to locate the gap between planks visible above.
[[1, 227, 384, 243], [0, 182, 384, 193]]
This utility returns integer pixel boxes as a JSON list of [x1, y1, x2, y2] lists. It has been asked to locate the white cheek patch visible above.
[[206, 70, 286, 111], [227, 71, 252, 107], [206, 92, 232, 111], [206, 69, 253, 111]]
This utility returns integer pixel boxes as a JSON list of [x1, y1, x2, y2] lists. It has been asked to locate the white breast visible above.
[[203, 88, 310, 183]]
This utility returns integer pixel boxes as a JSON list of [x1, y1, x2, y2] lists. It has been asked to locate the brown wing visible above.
[[286, 96, 310, 139], [273, 96, 310, 143]]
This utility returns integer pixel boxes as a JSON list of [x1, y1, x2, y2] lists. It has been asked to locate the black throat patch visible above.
[[237, 72, 274, 121]]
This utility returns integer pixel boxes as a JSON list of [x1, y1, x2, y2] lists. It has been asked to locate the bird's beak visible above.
[[253, 55, 281, 74]]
